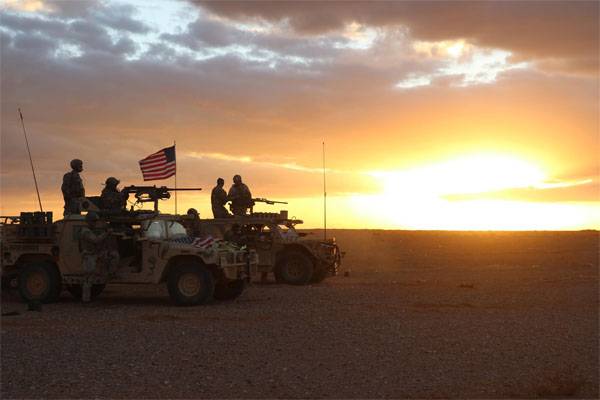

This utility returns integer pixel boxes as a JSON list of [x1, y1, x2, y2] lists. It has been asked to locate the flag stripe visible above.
[[140, 156, 165, 165], [142, 161, 175, 173], [143, 164, 176, 174], [141, 152, 165, 162], [143, 169, 176, 177], [139, 146, 176, 182], [143, 170, 176, 180], [143, 172, 175, 179], [140, 159, 167, 168], [142, 163, 175, 173]]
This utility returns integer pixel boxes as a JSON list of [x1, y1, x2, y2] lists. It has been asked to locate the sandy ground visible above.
[[1, 230, 598, 399]]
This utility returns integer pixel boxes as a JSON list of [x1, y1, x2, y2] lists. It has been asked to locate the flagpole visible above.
[[174, 141, 177, 214], [323, 141, 327, 241]]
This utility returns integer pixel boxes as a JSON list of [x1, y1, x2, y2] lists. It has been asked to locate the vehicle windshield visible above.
[[276, 224, 298, 239], [166, 221, 188, 239], [144, 220, 166, 239]]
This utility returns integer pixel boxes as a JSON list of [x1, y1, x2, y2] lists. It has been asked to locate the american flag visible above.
[[139, 146, 176, 181], [171, 236, 220, 250]]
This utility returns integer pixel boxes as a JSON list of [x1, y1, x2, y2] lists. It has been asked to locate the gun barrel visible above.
[[165, 188, 202, 191], [252, 198, 288, 204]]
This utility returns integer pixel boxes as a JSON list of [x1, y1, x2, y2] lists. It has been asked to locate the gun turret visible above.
[[122, 185, 202, 212]]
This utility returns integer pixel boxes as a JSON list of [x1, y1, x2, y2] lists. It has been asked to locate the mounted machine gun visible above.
[[250, 198, 288, 214], [122, 185, 202, 212]]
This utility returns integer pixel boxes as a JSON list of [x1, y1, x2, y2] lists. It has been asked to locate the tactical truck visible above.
[[192, 210, 342, 285], [1, 210, 259, 306]]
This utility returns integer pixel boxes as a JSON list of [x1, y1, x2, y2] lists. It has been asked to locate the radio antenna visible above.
[[18, 108, 43, 212]]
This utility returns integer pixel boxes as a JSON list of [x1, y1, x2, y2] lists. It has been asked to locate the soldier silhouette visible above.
[[227, 175, 252, 216], [61, 159, 85, 216], [211, 178, 229, 218], [100, 177, 128, 214]]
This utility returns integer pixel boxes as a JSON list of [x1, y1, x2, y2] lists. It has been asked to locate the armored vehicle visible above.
[[193, 211, 341, 285], [1, 210, 259, 306]]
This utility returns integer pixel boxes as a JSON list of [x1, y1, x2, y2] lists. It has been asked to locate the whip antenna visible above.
[[323, 141, 326, 241], [18, 108, 43, 212]]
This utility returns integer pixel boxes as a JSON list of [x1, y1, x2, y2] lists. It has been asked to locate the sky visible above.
[[1, 0, 598, 230]]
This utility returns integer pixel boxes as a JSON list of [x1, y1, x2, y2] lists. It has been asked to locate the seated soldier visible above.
[[100, 177, 128, 214], [185, 208, 203, 237]]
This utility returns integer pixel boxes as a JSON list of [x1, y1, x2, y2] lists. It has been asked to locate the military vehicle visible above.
[[192, 209, 342, 285], [1, 207, 259, 306]]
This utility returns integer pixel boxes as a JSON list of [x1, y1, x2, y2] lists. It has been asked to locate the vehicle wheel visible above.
[[66, 284, 106, 301], [167, 263, 215, 306], [18, 262, 62, 303], [277, 251, 314, 285], [311, 265, 328, 283], [213, 279, 246, 301]]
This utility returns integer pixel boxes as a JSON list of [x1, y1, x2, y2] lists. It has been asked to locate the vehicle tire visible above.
[[167, 263, 215, 306], [18, 262, 62, 303], [276, 251, 314, 285], [213, 279, 246, 301], [66, 284, 106, 301], [311, 265, 328, 283]]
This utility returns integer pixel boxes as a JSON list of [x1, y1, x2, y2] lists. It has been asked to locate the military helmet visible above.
[[70, 159, 83, 170], [187, 208, 199, 216], [105, 177, 120, 187], [85, 211, 99, 223]]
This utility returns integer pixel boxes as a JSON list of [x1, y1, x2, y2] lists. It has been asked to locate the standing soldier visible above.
[[100, 177, 128, 214], [61, 159, 85, 216], [227, 174, 252, 216], [79, 212, 110, 302], [211, 177, 229, 218]]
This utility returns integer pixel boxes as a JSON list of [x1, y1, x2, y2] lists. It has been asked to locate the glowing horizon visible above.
[[2, 151, 598, 231]]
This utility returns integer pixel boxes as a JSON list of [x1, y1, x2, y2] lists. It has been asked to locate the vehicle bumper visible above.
[[220, 250, 259, 281], [317, 243, 342, 276]]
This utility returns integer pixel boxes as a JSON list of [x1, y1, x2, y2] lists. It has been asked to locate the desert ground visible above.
[[1, 230, 598, 399]]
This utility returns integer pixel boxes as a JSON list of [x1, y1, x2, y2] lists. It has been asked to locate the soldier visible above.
[[227, 174, 252, 216], [224, 224, 245, 245], [100, 177, 128, 214], [61, 159, 85, 216], [186, 208, 202, 237], [79, 212, 110, 302], [211, 177, 229, 218]]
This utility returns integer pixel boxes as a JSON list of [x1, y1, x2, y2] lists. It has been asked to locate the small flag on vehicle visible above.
[[139, 145, 176, 181], [192, 236, 218, 249], [171, 236, 220, 250]]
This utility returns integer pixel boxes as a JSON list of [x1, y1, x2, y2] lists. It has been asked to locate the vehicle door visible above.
[[140, 220, 166, 280], [57, 219, 86, 275]]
